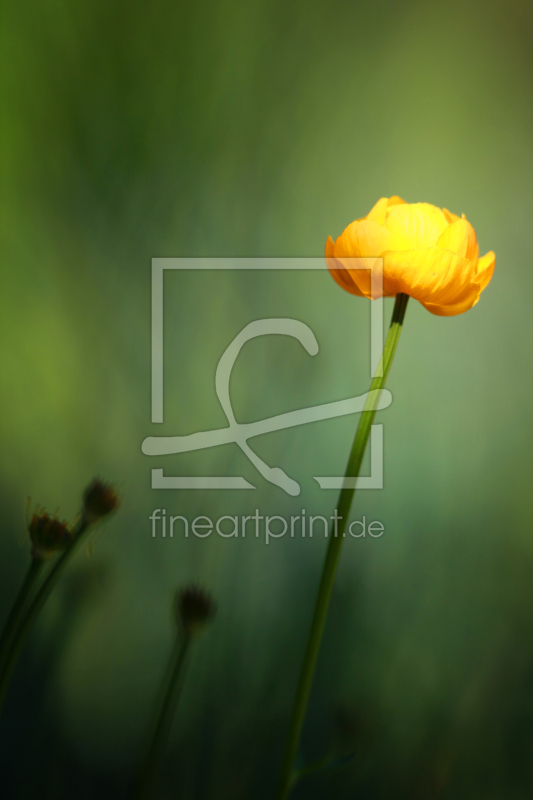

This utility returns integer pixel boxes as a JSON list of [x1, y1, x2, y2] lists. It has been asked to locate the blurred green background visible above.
[[2, 0, 533, 797]]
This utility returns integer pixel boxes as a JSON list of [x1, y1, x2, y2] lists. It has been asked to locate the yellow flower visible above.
[[325, 197, 495, 316]]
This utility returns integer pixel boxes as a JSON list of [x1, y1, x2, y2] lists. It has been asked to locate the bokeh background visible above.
[[2, 0, 533, 797]]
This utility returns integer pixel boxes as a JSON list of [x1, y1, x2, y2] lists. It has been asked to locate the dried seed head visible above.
[[82, 479, 120, 525], [175, 586, 215, 635], [29, 512, 72, 560]]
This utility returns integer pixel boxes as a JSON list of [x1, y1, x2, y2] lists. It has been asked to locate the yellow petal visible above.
[[476, 251, 495, 291], [387, 195, 407, 208], [365, 198, 389, 226], [325, 236, 365, 297], [421, 291, 481, 316], [381, 247, 479, 305], [337, 257, 390, 300], [334, 219, 409, 258], [436, 218, 479, 261], [326, 200, 494, 316], [386, 203, 449, 249], [442, 208, 460, 224], [366, 195, 406, 226]]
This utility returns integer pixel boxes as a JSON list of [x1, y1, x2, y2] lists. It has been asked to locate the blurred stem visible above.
[[0, 519, 90, 713], [0, 558, 45, 672], [276, 293, 409, 800], [135, 633, 192, 800]]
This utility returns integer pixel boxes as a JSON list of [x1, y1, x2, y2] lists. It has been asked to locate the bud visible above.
[[29, 511, 72, 560], [82, 479, 120, 525], [175, 586, 215, 635]]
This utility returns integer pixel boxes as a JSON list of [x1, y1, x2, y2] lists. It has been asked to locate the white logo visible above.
[[142, 258, 389, 495]]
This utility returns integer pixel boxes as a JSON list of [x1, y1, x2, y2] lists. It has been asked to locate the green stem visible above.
[[276, 293, 409, 800], [0, 519, 90, 713], [0, 558, 45, 673], [135, 633, 192, 799]]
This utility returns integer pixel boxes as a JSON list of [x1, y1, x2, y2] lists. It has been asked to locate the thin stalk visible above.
[[0, 558, 45, 672], [135, 633, 192, 799], [276, 293, 409, 800], [0, 519, 90, 712]]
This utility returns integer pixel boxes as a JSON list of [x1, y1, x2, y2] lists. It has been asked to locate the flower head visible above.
[[29, 511, 72, 560], [175, 586, 215, 635], [82, 479, 120, 525], [326, 197, 495, 316]]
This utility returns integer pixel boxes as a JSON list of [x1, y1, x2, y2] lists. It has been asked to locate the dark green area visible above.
[[1, 0, 533, 797]]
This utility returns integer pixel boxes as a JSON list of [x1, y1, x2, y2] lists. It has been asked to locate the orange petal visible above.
[[366, 195, 406, 226], [381, 247, 479, 305], [436, 218, 479, 261], [386, 203, 449, 249], [334, 257, 390, 300], [365, 198, 389, 226], [387, 195, 407, 207], [476, 251, 495, 291], [421, 290, 481, 316], [442, 208, 460, 224], [325, 236, 365, 297], [333, 219, 409, 258]]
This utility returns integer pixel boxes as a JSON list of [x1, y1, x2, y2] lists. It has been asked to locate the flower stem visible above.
[[0, 519, 90, 713], [135, 633, 192, 799], [0, 558, 45, 673], [276, 292, 409, 800]]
